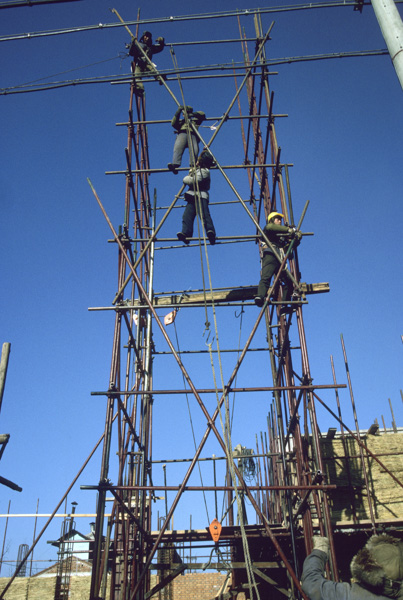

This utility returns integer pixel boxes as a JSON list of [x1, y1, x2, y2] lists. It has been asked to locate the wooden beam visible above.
[[150, 561, 282, 570], [127, 282, 330, 308], [300, 282, 329, 295]]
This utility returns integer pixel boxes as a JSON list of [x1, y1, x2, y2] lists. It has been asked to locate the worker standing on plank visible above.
[[254, 211, 301, 314]]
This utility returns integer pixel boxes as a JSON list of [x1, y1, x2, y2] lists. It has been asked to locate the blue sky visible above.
[[0, 0, 402, 575]]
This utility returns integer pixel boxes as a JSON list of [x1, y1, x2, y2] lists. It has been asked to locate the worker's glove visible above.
[[295, 231, 302, 241], [313, 536, 330, 557], [156, 36, 164, 43], [184, 105, 193, 113], [287, 227, 297, 237]]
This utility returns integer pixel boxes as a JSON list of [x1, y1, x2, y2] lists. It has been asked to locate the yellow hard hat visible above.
[[267, 212, 284, 223]]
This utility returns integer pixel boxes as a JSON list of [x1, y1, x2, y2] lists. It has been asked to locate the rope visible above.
[[231, 305, 245, 432], [170, 46, 212, 335], [172, 320, 210, 524], [169, 48, 260, 600], [192, 178, 261, 600]]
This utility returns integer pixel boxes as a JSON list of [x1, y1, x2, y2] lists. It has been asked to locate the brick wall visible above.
[[320, 432, 403, 523], [0, 572, 228, 599], [172, 572, 229, 600], [0, 575, 56, 599]]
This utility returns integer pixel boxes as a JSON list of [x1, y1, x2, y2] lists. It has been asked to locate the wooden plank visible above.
[[129, 283, 330, 308], [300, 282, 330, 295], [150, 561, 282, 570]]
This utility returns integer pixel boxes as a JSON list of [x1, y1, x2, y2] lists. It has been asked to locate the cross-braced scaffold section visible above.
[[85, 11, 403, 600]]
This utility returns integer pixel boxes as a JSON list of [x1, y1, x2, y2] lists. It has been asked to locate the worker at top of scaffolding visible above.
[[167, 105, 206, 173], [254, 211, 301, 314], [177, 150, 216, 246], [128, 31, 165, 97], [301, 535, 403, 599]]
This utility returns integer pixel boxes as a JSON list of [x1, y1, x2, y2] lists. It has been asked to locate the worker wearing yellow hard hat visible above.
[[254, 211, 302, 314]]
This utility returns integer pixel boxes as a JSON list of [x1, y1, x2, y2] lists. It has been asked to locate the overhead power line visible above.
[[1, 1, 402, 43], [0, 49, 389, 96], [0, 0, 81, 8]]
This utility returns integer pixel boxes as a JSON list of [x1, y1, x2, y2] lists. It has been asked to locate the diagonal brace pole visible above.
[[88, 179, 306, 599]]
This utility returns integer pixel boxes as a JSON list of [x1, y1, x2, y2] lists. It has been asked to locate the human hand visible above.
[[313, 536, 329, 556]]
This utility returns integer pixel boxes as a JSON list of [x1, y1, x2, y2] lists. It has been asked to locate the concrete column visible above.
[[371, 0, 403, 90]]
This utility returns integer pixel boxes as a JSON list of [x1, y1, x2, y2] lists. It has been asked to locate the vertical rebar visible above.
[[340, 334, 377, 534], [330, 356, 357, 524], [29, 499, 39, 577], [213, 456, 218, 520], [389, 398, 398, 432], [0, 500, 10, 576]]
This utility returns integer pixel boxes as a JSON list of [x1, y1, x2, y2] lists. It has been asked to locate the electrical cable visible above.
[[0, 50, 388, 95], [4, 55, 124, 92], [2, 2, 400, 40]]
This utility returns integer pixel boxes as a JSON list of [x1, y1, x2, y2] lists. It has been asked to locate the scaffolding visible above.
[[54, 502, 77, 600], [80, 9, 403, 600], [1, 6, 402, 600]]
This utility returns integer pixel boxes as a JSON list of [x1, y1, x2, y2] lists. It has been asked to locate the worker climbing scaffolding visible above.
[[254, 211, 302, 313], [128, 30, 165, 96], [168, 105, 207, 172], [177, 150, 216, 245]]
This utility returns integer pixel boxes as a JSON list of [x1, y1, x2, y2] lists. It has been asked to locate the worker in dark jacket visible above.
[[128, 31, 165, 96], [301, 535, 403, 600], [254, 211, 301, 312], [168, 106, 206, 173], [177, 151, 216, 245]]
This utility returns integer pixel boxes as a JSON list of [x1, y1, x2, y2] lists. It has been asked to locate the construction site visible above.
[[0, 1, 402, 599]]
